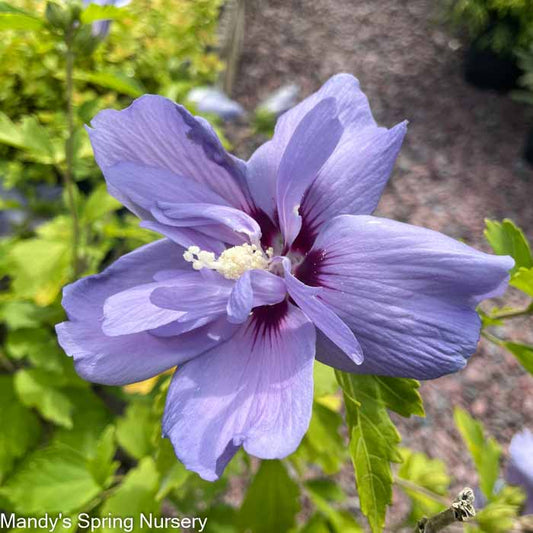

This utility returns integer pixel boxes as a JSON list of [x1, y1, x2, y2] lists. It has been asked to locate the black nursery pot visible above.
[[463, 43, 522, 93], [524, 126, 533, 167]]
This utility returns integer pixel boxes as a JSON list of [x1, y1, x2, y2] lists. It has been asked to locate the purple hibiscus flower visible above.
[[83, 0, 130, 39], [56, 74, 513, 481], [506, 429, 533, 514]]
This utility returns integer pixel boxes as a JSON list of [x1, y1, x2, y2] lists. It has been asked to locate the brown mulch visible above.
[[225, 0, 533, 527]]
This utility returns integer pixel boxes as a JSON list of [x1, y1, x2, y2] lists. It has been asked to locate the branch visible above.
[[415, 488, 476, 533], [64, 23, 81, 278]]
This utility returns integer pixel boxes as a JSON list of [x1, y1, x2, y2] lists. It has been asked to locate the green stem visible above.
[[482, 330, 503, 345], [64, 26, 81, 278], [489, 306, 532, 320], [394, 477, 449, 507], [415, 487, 476, 533]]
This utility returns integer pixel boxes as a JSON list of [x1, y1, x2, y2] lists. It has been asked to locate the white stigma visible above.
[[183, 243, 273, 280]]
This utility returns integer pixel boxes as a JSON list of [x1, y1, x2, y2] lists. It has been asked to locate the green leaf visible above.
[[82, 184, 121, 224], [314, 360, 339, 397], [0, 12, 43, 30], [6, 327, 74, 374], [81, 3, 128, 24], [501, 341, 533, 375], [305, 479, 363, 533], [454, 408, 501, 500], [0, 376, 41, 482], [75, 70, 144, 98], [1, 444, 102, 514], [484, 219, 532, 275], [14, 368, 74, 428], [87, 425, 118, 488], [0, 112, 56, 162], [100, 457, 160, 530], [397, 448, 450, 523], [238, 460, 300, 533], [469, 485, 525, 533], [510, 267, 533, 298], [154, 439, 191, 501], [116, 397, 158, 459], [336, 372, 409, 533], [53, 388, 112, 455], [9, 235, 71, 306], [0, 301, 62, 330], [292, 401, 346, 475], [373, 376, 424, 418]]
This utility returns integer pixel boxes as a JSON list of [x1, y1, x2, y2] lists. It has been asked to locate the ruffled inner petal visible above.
[[56, 239, 234, 385]]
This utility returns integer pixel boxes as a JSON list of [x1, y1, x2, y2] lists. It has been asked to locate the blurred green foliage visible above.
[[444, 0, 533, 54]]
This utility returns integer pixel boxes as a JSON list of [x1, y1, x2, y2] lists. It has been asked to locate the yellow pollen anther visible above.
[[183, 244, 273, 280]]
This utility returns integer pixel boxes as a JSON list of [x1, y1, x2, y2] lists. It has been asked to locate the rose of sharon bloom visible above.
[[56, 74, 513, 481], [506, 429, 533, 514], [83, 0, 130, 38]]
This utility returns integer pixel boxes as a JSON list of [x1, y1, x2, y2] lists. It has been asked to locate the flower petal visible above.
[[507, 429, 533, 514], [293, 121, 406, 251], [276, 98, 343, 247], [226, 270, 287, 323], [88, 95, 252, 211], [282, 258, 363, 364], [153, 202, 262, 245], [56, 240, 233, 385], [247, 73, 392, 223], [306, 215, 513, 379], [162, 302, 315, 480], [140, 221, 226, 254], [103, 162, 228, 220], [102, 274, 200, 336], [150, 274, 233, 323]]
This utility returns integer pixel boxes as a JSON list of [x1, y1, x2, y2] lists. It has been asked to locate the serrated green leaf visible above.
[[82, 184, 121, 224], [14, 368, 74, 428], [116, 397, 158, 459], [484, 219, 532, 275], [238, 460, 300, 533], [336, 372, 408, 533], [454, 408, 501, 500], [397, 448, 450, 523], [81, 3, 127, 24], [87, 425, 118, 488], [0, 376, 41, 482], [374, 376, 424, 418], [0, 12, 43, 30], [100, 457, 160, 530], [0, 444, 102, 514], [0, 112, 56, 162], [501, 341, 533, 375], [510, 267, 533, 298]]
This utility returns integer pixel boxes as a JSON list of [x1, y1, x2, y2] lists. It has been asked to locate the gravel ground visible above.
[[226, 0, 533, 527]]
